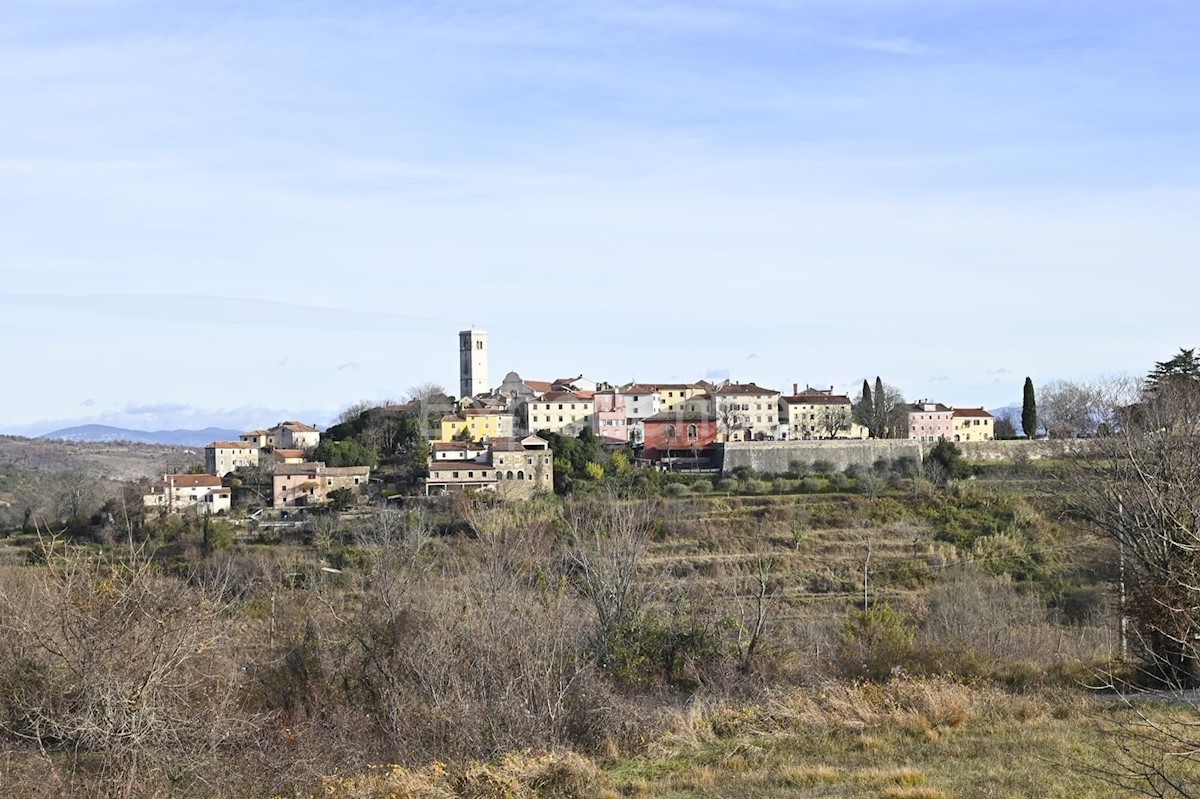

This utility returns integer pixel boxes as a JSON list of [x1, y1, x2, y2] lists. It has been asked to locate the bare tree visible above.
[[0, 533, 251, 795], [1053, 373, 1200, 793], [1038, 376, 1139, 438], [406, 383, 452, 437], [731, 555, 779, 673], [818, 406, 852, 439], [560, 493, 659, 664], [54, 469, 99, 527], [335, 399, 379, 426], [716, 400, 745, 442]]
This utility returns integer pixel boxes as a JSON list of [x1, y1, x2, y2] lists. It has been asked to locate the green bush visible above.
[[835, 603, 917, 681], [799, 477, 824, 493]]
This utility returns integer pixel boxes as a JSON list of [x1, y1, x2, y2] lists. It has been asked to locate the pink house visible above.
[[907, 401, 954, 442], [592, 389, 630, 444]]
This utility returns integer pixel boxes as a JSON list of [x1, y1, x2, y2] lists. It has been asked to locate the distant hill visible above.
[[40, 425, 241, 447]]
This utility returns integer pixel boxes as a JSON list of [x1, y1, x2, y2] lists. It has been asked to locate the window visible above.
[[687, 424, 697, 439], [476, 341, 483, 350], [518, 470, 525, 480], [506, 470, 513, 479], [453, 471, 459, 478]]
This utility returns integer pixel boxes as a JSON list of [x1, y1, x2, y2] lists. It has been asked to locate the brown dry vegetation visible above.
[[0, 463, 1191, 797]]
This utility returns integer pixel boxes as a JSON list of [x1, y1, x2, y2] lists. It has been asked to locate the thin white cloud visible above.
[[836, 36, 928, 56]]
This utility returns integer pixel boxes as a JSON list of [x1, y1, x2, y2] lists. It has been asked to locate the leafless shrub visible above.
[[0, 533, 255, 797]]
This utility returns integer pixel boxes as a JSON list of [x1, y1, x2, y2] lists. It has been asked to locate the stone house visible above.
[[273, 462, 369, 507]]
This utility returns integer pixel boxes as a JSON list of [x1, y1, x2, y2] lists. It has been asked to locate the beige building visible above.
[[273, 462, 369, 507], [205, 441, 261, 476], [527, 391, 595, 437], [143, 474, 231, 514], [270, 421, 321, 452], [778, 391, 866, 440], [239, 429, 270, 447], [952, 408, 994, 441], [685, 382, 781, 441]]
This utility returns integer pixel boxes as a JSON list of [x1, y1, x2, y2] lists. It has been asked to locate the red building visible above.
[[642, 411, 719, 468]]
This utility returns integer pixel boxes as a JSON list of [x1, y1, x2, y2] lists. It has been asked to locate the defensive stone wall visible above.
[[721, 440, 924, 475], [957, 439, 1073, 461], [721, 438, 1074, 474]]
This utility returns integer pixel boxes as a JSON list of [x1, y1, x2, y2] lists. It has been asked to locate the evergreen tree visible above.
[[1022, 377, 1037, 439], [1147, 348, 1200, 391], [872, 376, 887, 438], [853, 379, 873, 431]]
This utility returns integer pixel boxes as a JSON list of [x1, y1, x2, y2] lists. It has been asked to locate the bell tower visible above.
[[458, 329, 488, 399]]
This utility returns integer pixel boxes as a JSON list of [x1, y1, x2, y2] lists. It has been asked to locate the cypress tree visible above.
[[1022, 377, 1037, 439], [873, 376, 887, 438], [854, 379, 874, 431]]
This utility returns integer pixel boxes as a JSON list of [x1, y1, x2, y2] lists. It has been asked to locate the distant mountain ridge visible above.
[[40, 425, 241, 447]]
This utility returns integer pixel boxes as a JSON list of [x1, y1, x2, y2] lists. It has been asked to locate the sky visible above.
[[2, 0, 1198, 435]]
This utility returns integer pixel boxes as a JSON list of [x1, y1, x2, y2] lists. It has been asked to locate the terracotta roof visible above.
[[463, 408, 512, 417], [208, 440, 258, 449], [165, 474, 223, 488], [241, 429, 268, 436], [711, 383, 779, 396], [781, 394, 851, 405], [534, 391, 591, 402], [953, 407, 993, 418], [275, 462, 324, 476], [491, 434, 550, 452], [277, 421, 319, 432], [908, 402, 953, 413], [432, 441, 481, 451], [618, 383, 661, 395], [523, 380, 553, 394], [274, 449, 305, 458]]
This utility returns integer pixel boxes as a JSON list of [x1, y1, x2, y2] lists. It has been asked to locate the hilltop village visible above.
[[144, 329, 998, 516]]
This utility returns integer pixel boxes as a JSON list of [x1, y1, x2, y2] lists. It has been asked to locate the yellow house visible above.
[[952, 408, 994, 441], [655, 383, 705, 411], [439, 409, 515, 442]]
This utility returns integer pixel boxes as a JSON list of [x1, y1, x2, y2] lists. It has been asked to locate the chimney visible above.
[[793, 382, 798, 395]]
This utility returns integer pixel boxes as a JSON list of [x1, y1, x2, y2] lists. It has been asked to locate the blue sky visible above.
[[2, 0, 1198, 434]]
